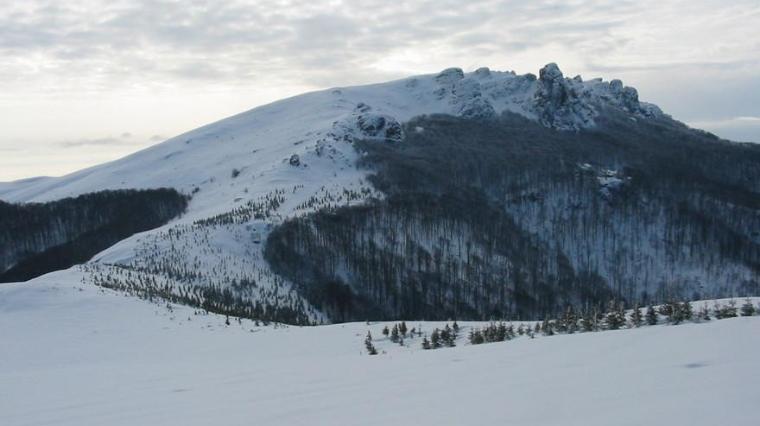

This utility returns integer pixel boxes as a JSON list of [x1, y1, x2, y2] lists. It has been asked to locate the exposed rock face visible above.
[[329, 104, 405, 145], [452, 78, 496, 120], [474, 67, 491, 78], [435, 67, 465, 85], [338, 63, 662, 144], [289, 154, 301, 166], [534, 63, 595, 130], [356, 113, 403, 143], [458, 97, 496, 119], [357, 114, 387, 136], [620, 86, 640, 112]]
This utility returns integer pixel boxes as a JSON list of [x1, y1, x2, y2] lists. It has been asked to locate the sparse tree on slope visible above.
[[399, 321, 408, 337], [390, 324, 400, 343], [365, 331, 378, 355]]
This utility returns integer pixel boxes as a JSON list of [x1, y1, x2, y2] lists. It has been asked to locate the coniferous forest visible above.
[[0, 189, 188, 282], [265, 110, 760, 321]]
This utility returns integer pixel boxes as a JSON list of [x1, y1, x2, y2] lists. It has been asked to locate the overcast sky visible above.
[[1, 0, 759, 181]]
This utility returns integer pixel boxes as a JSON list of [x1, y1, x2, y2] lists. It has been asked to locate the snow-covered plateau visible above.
[[1, 270, 758, 426]]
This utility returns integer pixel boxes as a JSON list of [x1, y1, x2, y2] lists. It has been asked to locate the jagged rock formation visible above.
[[534, 62, 596, 129]]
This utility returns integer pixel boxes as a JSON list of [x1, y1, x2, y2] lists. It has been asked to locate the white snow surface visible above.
[[1, 270, 757, 426]]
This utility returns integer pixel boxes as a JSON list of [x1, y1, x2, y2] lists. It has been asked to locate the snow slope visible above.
[[1, 270, 757, 426], [0, 64, 664, 322]]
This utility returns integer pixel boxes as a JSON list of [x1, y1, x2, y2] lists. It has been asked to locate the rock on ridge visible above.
[[533, 63, 595, 130]]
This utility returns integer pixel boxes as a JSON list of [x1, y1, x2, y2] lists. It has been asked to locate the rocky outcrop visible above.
[[533, 63, 596, 130]]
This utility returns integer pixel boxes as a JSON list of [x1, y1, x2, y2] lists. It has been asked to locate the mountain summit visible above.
[[2, 64, 758, 323]]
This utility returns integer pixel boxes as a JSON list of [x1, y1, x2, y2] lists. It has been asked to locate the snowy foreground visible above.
[[2, 271, 758, 426]]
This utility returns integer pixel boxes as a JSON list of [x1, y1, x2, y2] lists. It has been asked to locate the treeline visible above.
[[84, 264, 316, 325], [0, 189, 188, 282], [468, 298, 760, 346]]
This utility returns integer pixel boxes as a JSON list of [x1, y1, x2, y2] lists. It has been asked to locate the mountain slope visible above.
[[1, 63, 758, 323], [265, 112, 760, 320]]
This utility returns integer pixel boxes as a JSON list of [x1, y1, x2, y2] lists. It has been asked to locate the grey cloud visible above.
[[59, 135, 143, 148], [0, 0, 652, 91], [690, 116, 760, 143], [0, 0, 758, 137]]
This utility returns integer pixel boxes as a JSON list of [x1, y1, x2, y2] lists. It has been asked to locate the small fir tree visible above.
[[469, 329, 484, 345], [681, 302, 693, 321], [630, 304, 643, 327], [740, 299, 756, 316], [605, 300, 625, 330], [399, 321, 408, 337], [645, 305, 658, 325], [581, 310, 595, 332], [364, 332, 378, 355], [723, 300, 738, 318], [421, 336, 432, 350], [390, 324, 400, 343]]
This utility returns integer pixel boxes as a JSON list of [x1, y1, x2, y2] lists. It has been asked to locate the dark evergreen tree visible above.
[[469, 329, 484, 345], [723, 300, 738, 318], [563, 306, 578, 334], [541, 319, 554, 336], [399, 321, 408, 337], [713, 302, 724, 320], [581, 310, 595, 332], [630, 304, 643, 327], [681, 302, 693, 321], [740, 299, 756, 316], [605, 300, 625, 330], [365, 331, 378, 355], [645, 305, 658, 325], [421, 336, 432, 350], [390, 324, 400, 343]]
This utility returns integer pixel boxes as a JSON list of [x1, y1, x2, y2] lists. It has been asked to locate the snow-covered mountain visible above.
[[0, 63, 657, 205], [1, 63, 759, 323]]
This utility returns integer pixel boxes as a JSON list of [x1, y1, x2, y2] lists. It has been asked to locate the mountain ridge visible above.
[[1, 63, 758, 323]]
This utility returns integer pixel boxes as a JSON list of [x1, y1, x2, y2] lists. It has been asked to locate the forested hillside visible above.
[[0, 189, 188, 282], [265, 111, 760, 320]]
